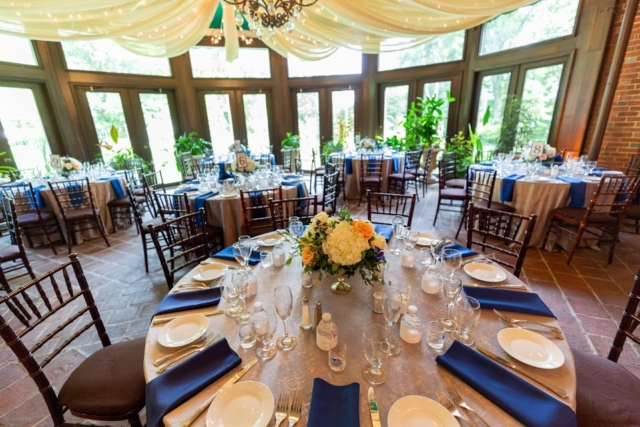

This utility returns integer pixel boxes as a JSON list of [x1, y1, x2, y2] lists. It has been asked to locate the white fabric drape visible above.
[[0, 0, 536, 59]]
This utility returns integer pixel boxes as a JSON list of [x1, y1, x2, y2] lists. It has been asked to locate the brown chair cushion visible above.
[[0, 245, 21, 262], [474, 200, 515, 213], [446, 178, 466, 188], [362, 176, 382, 184], [441, 188, 466, 199], [58, 337, 145, 417], [626, 204, 640, 220], [108, 197, 131, 207], [553, 207, 618, 224], [16, 211, 55, 225], [133, 188, 145, 197], [65, 208, 100, 221], [574, 349, 640, 427], [388, 172, 416, 180]]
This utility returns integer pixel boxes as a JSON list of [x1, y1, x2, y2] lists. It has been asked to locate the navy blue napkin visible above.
[[98, 177, 126, 198], [308, 378, 360, 427], [213, 246, 262, 265], [557, 176, 586, 208], [436, 341, 577, 427], [392, 156, 400, 172], [283, 174, 303, 180], [374, 224, 393, 241], [462, 286, 555, 318], [65, 183, 85, 206], [589, 166, 611, 177], [154, 287, 221, 316], [281, 181, 307, 208], [218, 162, 234, 181], [185, 179, 200, 185], [444, 242, 477, 258], [246, 190, 267, 218], [345, 156, 353, 174], [499, 173, 525, 202], [27, 185, 45, 209], [145, 338, 242, 427], [194, 191, 217, 226]]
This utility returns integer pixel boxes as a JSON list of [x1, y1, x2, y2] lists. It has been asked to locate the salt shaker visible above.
[[272, 242, 286, 267], [400, 305, 422, 344], [300, 297, 313, 330], [421, 266, 440, 294]]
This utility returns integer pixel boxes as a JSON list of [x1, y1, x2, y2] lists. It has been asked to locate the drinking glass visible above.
[[427, 321, 446, 350], [430, 233, 447, 267], [452, 296, 481, 346], [406, 228, 419, 248], [260, 251, 272, 268], [420, 248, 433, 266], [328, 342, 347, 372], [221, 283, 241, 318], [390, 216, 404, 255], [441, 249, 462, 278], [381, 288, 403, 356], [251, 307, 278, 360], [587, 161, 597, 175], [290, 221, 305, 238], [238, 242, 252, 271], [232, 271, 248, 314], [438, 274, 462, 331], [232, 243, 245, 266], [274, 286, 297, 351], [362, 324, 390, 385]]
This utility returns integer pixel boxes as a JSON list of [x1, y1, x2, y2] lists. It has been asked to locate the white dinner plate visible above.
[[582, 176, 602, 183], [192, 263, 228, 283], [206, 381, 274, 427], [256, 234, 282, 247], [416, 233, 435, 246], [388, 396, 459, 427], [463, 262, 507, 283], [532, 176, 551, 182], [157, 314, 209, 348], [497, 328, 565, 369]]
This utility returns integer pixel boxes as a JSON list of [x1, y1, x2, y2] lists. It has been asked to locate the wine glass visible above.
[[232, 242, 245, 266], [221, 281, 241, 318], [274, 286, 297, 351], [381, 288, 403, 356], [251, 306, 278, 360], [239, 243, 252, 271], [390, 216, 404, 255], [430, 233, 447, 267], [438, 274, 462, 331], [587, 161, 597, 176], [452, 296, 481, 346], [362, 324, 390, 385], [441, 249, 462, 278], [232, 271, 248, 314]]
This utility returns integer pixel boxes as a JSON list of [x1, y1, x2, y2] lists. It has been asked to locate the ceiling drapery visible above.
[[0, 0, 537, 60]]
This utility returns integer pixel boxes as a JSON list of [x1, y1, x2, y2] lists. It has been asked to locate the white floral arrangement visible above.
[[522, 144, 558, 162], [230, 156, 257, 173], [359, 138, 375, 150], [228, 142, 248, 153], [60, 156, 82, 175], [287, 208, 387, 285]]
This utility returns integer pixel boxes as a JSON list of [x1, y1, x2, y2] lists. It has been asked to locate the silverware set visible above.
[[155, 334, 221, 374], [493, 309, 564, 339], [440, 377, 491, 427], [464, 282, 527, 290], [152, 310, 223, 326], [274, 390, 302, 427]]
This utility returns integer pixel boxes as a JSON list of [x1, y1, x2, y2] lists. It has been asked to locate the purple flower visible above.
[[374, 248, 385, 261]]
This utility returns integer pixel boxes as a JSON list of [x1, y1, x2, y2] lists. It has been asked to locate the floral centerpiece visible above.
[[522, 144, 563, 164], [229, 154, 258, 174], [60, 156, 82, 177], [358, 138, 375, 151], [228, 142, 248, 153], [287, 208, 387, 294]]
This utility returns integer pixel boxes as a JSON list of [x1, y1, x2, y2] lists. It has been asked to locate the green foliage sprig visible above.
[[281, 132, 301, 149], [403, 92, 456, 150]]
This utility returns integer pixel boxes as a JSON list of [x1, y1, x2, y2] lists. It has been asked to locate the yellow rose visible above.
[[352, 220, 375, 240], [301, 246, 315, 265], [313, 211, 329, 224], [370, 234, 387, 250]]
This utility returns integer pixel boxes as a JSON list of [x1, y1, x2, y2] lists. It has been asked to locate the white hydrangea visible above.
[[322, 221, 369, 266], [313, 211, 329, 224]]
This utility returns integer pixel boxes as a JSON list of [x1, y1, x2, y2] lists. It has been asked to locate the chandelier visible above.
[[222, 0, 318, 37]]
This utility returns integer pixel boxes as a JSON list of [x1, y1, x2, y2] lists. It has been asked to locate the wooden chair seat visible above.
[[58, 338, 146, 418], [362, 175, 382, 184], [473, 200, 515, 212], [441, 188, 466, 199], [108, 196, 145, 207], [133, 188, 145, 197], [446, 178, 466, 188], [65, 208, 101, 220], [388, 172, 416, 180], [16, 210, 55, 225], [552, 207, 618, 224], [0, 245, 21, 262]]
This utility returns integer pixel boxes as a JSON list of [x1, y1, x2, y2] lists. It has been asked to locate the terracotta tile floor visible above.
[[0, 183, 639, 426]]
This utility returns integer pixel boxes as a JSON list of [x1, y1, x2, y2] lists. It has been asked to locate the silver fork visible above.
[[436, 389, 469, 424], [288, 389, 302, 427], [443, 377, 491, 427], [274, 393, 289, 426], [493, 309, 562, 334]]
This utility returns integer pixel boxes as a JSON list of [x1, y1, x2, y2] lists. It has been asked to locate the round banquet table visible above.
[[144, 236, 577, 427], [341, 154, 406, 200]]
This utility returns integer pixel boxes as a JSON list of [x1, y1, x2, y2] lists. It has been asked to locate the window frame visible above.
[[376, 33, 467, 74], [188, 45, 272, 80]]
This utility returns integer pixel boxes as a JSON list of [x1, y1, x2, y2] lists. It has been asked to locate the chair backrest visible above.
[[282, 148, 292, 170], [142, 170, 165, 218], [583, 175, 640, 221], [367, 190, 416, 227], [440, 151, 458, 183], [153, 190, 191, 222], [126, 183, 144, 231], [269, 195, 319, 230], [48, 178, 100, 220], [177, 152, 195, 182], [0, 254, 110, 426], [259, 154, 272, 166], [0, 181, 44, 219], [625, 154, 640, 177], [609, 267, 640, 362], [123, 168, 143, 189], [2, 196, 27, 253], [239, 187, 283, 235], [193, 160, 217, 175], [475, 150, 496, 163], [322, 170, 339, 213], [404, 150, 422, 174], [9, 168, 39, 182], [420, 148, 434, 171], [329, 153, 346, 182], [147, 210, 210, 289], [360, 153, 384, 179], [123, 157, 144, 171], [466, 203, 537, 278], [466, 168, 498, 205]]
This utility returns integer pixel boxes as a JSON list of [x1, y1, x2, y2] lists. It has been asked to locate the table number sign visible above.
[[50, 154, 60, 168], [530, 141, 545, 158], [236, 152, 248, 171]]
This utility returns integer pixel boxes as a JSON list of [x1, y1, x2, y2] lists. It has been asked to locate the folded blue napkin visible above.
[[308, 378, 360, 427], [283, 174, 303, 180], [154, 287, 222, 316], [185, 179, 200, 185], [345, 157, 354, 174], [245, 190, 267, 218], [436, 341, 577, 427], [374, 224, 393, 241], [194, 191, 217, 226], [444, 242, 477, 258], [281, 181, 307, 208], [65, 183, 85, 206], [173, 187, 197, 195], [590, 166, 612, 177], [213, 246, 262, 265], [462, 286, 555, 318], [557, 176, 586, 208], [145, 338, 242, 427], [392, 156, 400, 172], [218, 162, 234, 181], [269, 154, 276, 165], [27, 185, 45, 209], [499, 174, 525, 202], [98, 177, 126, 198]]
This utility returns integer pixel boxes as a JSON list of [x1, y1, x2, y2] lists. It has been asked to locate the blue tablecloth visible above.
[[500, 174, 525, 202], [557, 176, 586, 208], [98, 177, 126, 199], [26, 184, 45, 209]]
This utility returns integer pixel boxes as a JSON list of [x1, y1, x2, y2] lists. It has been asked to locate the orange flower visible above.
[[352, 220, 375, 240], [301, 246, 315, 265]]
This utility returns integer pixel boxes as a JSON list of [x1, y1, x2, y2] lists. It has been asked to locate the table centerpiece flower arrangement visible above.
[[358, 138, 375, 152], [229, 155, 258, 174], [285, 208, 387, 294], [522, 143, 563, 165], [60, 156, 82, 178]]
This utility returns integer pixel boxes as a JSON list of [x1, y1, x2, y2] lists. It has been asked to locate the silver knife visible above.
[[180, 359, 258, 427], [368, 387, 382, 427], [464, 283, 527, 290], [152, 310, 223, 325], [477, 346, 568, 398]]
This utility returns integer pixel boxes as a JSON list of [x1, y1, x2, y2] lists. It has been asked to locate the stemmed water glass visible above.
[[221, 280, 241, 318], [239, 243, 252, 271], [441, 249, 462, 278], [232, 242, 245, 265], [381, 288, 403, 356], [232, 271, 248, 314], [430, 232, 447, 268], [587, 161, 597, 176], [390, 216, 404, 255], [452, 296, 481, 346], [251, 306, 278, 360], [274, 286, 297, 351], [362, 324, 390, 385], [438, 274, 462, 331]]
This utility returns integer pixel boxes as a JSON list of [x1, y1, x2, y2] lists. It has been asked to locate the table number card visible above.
[[236, 152, 248, 171], [50, 155, 60, 168], [530, 141, 545, 158]]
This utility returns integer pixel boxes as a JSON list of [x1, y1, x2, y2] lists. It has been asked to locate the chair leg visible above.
[[541, 219, 555, 250], [127, 414, 143, 427], [413, 178, 420, 202], [433, 197, 442, 226], [41, 224, 58, 255], [65, 223, 73, 254], [455, 201, 468, 240], [566, 224, 586, 265], [608, 223, 623, 265], [96, 217, 111, 248], [110, 207, 118, 233], [142, 234, 149, 273], [636, 218, 639, 234], [24, 229, 34, 249]]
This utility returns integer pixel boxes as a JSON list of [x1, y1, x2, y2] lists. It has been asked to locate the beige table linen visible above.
[[343, 155, 405, 199], [144, 239, 576, 427]]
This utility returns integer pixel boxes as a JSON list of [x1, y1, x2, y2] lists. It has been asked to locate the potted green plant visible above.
[[321, 118, 353, 158], [97, 125, 150, 171], [281, 132, 301, 172], [174, 131, 211, 172]]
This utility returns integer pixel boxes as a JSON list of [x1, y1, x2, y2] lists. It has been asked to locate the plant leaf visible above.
[[482, 105, 492, 127], [110, 125, 119, 144]]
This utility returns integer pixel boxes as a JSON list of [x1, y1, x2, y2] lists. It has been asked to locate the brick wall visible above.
[[584, 0, 640, 170]]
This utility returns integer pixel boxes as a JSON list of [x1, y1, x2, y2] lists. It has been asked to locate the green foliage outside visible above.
[[322, 118, 353, 157], [174, 132, 211, 172], [446, 108, 490, 177], [496, 95, 535, 154]]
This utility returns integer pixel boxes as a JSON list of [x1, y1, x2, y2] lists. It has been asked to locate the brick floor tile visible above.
[[576, 314, 618, 336], [0, 363, 26, 391], [567, 297, 611, 319]]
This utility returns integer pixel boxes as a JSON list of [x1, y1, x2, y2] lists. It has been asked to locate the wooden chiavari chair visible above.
[[433, 158, 467, 226], [358, 153, 384, 206], [367, 190, 417, 228], [415, 148, 434, 198], [389, 150, 422, 201], [269, 195, 319, 230], [239, 187, 283, 236]]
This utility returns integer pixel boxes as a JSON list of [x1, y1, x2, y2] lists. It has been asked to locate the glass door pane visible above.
[[521, 64, 564, 143], [332, 90, 355, 148], [383, 85, 409, 139], [424, 81, 452, 141], [242, 93, 270, 153], [204, 94, 234, 155], [86, 91, 132, 163], [476, 73, 512, 151], [139, 93, 181, 183], [0, 87, 51, 172], [296, 92, 320, 170]]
